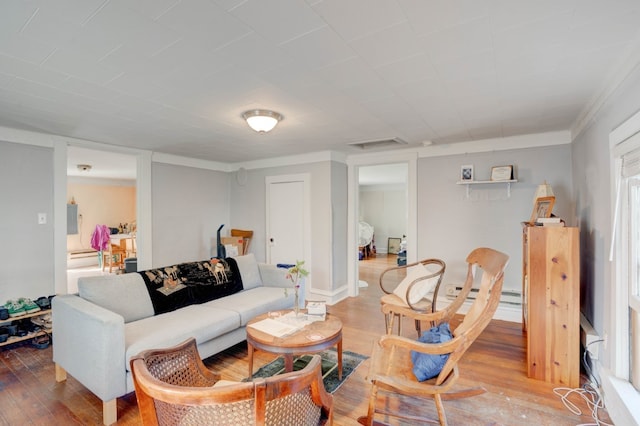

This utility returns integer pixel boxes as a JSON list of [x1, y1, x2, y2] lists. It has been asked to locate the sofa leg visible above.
[[55, 363, 67, 382], [103, 399, 117, 425]]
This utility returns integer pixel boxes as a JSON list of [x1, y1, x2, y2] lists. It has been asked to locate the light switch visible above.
[[38, 213, 47, 224]]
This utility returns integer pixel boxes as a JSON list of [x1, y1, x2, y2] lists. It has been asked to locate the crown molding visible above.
[[417, 131, 571, 158], [572, 39, 640, 141], [152, 152, 232, 172], [229, 150, 344, 172]]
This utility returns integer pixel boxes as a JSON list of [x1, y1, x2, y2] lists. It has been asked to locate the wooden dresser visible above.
[[522, 224, 580, 388]]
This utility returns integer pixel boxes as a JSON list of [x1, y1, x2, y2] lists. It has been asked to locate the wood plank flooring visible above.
[[0, 255, 611, 425]]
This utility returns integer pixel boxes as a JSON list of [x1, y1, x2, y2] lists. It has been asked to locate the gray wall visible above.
[[0, 141, 55, 300], [417, 145, 573, 292], [359, 185, 407, 253], [151, 162, 229, 266], [572, 65, 640, 335], [229, 160, 343, 296], [331, 162, 348, 289]]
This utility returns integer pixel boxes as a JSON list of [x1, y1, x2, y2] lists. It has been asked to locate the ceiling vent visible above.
[[348, 137, 408, 150]]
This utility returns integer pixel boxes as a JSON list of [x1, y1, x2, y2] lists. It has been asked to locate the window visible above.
[[611, 125, 640, 393]]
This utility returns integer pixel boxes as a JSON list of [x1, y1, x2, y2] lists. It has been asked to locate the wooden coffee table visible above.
[[246, 310, 343, 380]]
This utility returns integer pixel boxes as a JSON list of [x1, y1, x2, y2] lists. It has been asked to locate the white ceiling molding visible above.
[[417, 131, 571, 158], [572, 39, 640, 142], [152, 152, 232, 172]]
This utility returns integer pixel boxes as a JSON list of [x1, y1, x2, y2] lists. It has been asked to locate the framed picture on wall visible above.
[[387, 237, 401, 254], [460, 165, 474, 181], [490, 165, 514, 181]]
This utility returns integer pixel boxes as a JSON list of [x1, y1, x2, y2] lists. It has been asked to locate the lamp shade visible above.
[[533, 181, 554, 204], [242, 109, 283, 133]]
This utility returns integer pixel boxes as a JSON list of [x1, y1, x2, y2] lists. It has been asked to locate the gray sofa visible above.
[[52, 254, 302, 425]]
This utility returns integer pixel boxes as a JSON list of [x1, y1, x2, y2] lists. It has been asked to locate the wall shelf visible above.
[[456, 179, 517, 198]]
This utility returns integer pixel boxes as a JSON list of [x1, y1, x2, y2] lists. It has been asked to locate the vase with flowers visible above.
[[285, 260, 308, 317]]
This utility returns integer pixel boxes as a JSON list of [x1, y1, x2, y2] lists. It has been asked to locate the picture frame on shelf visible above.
[[530, 196, 555, 224], [460, 164, 474, 181], [491, 165, 514, 181], [387, 237, 401, 254]]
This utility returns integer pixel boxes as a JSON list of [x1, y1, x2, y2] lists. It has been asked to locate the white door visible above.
[[266, 175, 310, 266]]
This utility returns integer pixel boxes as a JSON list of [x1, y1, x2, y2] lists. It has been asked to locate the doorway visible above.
[[347, 154, 417, 298], [357, 163, 408, 287], [66, 146, 137, 293]]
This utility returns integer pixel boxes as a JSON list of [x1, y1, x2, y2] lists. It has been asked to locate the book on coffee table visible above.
[[248, 318, 305, 338]]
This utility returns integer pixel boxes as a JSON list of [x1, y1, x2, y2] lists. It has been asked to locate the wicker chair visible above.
[[360, 247, 509, 426], [130, 338, 333, 425]]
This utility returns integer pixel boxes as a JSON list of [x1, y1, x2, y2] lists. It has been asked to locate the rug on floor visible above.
[[247, 348, 367, 393]]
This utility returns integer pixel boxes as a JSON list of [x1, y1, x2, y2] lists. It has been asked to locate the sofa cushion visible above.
[[138, 258, 243, 315], [203, 287, 294, 325], [124, 305, 240, 371], [78, 273, 154, 323], [234, 253, 262, 290]]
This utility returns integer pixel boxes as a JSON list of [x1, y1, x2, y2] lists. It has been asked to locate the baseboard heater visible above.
[[444, 284, 522, 306], [68, 249, 100, 268], [68, 249, 99, 259]]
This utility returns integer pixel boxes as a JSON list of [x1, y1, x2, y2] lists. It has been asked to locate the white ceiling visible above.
[[2, 1, 640, 166]]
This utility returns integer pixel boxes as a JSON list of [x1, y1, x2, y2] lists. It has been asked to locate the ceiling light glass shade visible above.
[[242, 109, 283, 133], [533, 181, 554, 204]]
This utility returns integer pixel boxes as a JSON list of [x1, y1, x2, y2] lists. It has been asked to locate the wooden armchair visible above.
[[131, 338, 333, 426], [360, 247, 509, 426], [379, 258, 446, 336]]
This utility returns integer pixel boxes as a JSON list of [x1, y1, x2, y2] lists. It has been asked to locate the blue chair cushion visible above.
[[411, 322, 452, 381]]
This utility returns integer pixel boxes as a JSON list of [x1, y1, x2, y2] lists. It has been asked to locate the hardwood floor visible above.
[[0, 254, 610, 425]]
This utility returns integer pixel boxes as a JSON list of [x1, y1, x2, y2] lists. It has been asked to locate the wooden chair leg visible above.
[[434, 394, 447, 426], [366, 383, 379, 425]]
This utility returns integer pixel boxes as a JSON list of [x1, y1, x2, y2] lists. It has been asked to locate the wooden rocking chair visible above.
[[359, 247, 509, 426]]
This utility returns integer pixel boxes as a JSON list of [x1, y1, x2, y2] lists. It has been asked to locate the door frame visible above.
[[53, 139, 152, 295], [347, 152, 418, 297], [265, 173, 312, 288]]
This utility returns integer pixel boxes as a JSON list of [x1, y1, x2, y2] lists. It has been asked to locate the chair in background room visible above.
[[230, 228, 253, 254], [103, 240, 126, 273], [379, 258, 446, 336], [360, 247, 509, 426], [131, 338, 333, 426]]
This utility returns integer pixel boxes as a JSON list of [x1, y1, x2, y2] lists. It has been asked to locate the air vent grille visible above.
[[348, 137, 407, 149]]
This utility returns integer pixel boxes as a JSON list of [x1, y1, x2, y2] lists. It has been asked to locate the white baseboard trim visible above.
[[601, 368, 640, 426], [307, 284, 349, 305]]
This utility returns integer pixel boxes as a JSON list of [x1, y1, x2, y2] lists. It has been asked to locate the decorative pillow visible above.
[[233, 253, 262, 290], [393, 263, 441, 306], [411, 322, 452, 381]]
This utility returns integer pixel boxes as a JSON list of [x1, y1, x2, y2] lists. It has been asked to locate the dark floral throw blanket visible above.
[[138, 258, 243, 315]]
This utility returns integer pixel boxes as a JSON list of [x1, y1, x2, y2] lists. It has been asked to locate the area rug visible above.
[[248, 349, 368, 393]]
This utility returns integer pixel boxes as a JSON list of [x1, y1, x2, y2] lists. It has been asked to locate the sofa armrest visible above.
[[258, 263, 306, 308], [258, 263, 292, 288], [52, 294, 126, 402]]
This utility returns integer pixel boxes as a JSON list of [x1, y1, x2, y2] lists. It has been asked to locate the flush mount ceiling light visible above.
[[242, 109, 283, 133], [77, 164, 92, 172]]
